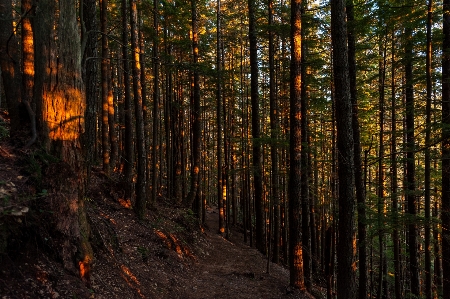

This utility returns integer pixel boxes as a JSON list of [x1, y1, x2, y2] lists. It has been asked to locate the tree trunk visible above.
[[217, 0, 224, 232], [0, 0, 21, 137], [425, 2, 433, 299], [81, 0, 99, 185], [185, 0, 201, 209], [21, 0, 36, 147], [346, 2, 367, 298], [390, 31, 402, 299], [269, 0, 280, 265], [405, 24, 420, 298], [130, 0, 147, 219], [442, 1, 450, 298], [248, 0, 265, 255], [172, 74, 184, 204], [300, 9, 311, 290], [330, 0, 356, 298], [35, 0, 93, 284], [121, 0, 134, 196], [151, 0, 159, 204], [376, 36, 387, 299], [289, 0, 305, 290], [101, 0, 110, 174]]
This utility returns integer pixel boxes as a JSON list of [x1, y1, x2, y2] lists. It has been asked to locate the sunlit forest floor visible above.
[[0, 110, 317, 299]]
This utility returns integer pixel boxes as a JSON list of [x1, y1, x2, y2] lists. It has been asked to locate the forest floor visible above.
[[0, 110, 319, 299]]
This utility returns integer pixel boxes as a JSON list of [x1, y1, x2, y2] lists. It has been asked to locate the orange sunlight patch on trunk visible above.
[[78, 255, 92, 283], [44, 89, 85, 141]]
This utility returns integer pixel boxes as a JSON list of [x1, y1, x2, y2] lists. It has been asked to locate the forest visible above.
[[0, 0, 449, 298]]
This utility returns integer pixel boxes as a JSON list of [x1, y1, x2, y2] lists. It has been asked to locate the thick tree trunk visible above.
[[35, 0, 93, 284], [330, 0, 357, 298], [346, 2, 367, 298]]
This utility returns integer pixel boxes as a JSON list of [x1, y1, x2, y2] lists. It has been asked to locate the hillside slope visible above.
[[0, 118, 316, 299]]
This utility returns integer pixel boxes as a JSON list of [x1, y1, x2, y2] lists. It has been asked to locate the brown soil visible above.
[[0, 113, 318, 299]]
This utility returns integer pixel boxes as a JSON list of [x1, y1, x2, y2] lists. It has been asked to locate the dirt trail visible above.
[[176, 206, 313, 299]]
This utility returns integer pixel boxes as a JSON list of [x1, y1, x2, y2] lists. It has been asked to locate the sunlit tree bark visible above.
[[21, 0, 36, 147], [35, 0, 93, 285], [289, 0, 305, 290]]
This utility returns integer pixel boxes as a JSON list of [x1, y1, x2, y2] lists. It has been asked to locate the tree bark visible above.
[[21, 0, 36, 147], [425, 2, 433, 299], [390, 31, 402, 299], [185, 0, 201, 209], [121, 0, 134, 195], [217, 0, 225, 233], [330, 0, 357, 298], [35, 0, 93, 284], [346, 2, 367, 298], [101, 0, 110, 174], [248, 0, 265, 255], [405, 24, 420, 298], [269, 0, 280, 265], [151, 0, 159, 204], [130, 0, 147, 219], [289, 0, 305, 290], [442, 1, 450, 298], [300, 7, 311, 290], [0, 0, 22, 137], [81, 0, 99, 184]]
